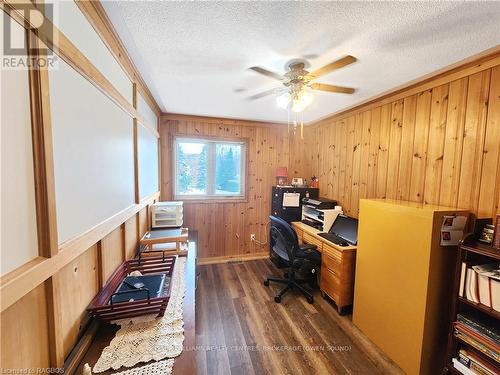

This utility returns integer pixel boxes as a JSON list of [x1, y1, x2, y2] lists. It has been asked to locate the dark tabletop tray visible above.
[[87, 255, 176, 322]]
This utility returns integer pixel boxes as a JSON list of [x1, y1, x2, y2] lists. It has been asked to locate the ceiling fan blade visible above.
[[249, 66, 284, 81], [247, 88, 277, 100], [310, 55, 357, 78], [310, 83, 355, 94]]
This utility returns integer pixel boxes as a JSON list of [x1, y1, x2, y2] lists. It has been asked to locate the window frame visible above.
[[172, 135, 248, 202]]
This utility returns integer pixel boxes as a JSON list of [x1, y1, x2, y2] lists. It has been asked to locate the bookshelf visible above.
[[445, 234, 500, 374]]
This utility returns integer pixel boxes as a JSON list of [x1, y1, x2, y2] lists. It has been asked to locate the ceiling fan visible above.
[[247, 55, 357, 112]]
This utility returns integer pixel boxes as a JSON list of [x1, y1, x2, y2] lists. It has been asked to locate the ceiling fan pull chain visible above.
[[301, 112, 304, 140], [287, 107, 290, 134]]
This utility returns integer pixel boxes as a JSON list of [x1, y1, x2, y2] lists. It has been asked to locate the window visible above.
[[173, 137, 246, 200]]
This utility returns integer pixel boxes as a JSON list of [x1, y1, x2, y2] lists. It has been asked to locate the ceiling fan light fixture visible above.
[[276, 91, 291, 109], [300, 89, 314, 107], [247, 55, 357, 139], [291, 90, 314, 113]]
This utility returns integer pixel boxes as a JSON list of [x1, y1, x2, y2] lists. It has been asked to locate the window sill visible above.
[[173, 197, 248, 204]]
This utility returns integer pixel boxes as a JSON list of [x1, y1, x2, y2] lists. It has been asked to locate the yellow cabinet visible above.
[[352, 199, 468, 375]]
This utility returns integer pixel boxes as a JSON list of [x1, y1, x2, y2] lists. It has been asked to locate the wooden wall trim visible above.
[[27, 29, 59, 258], [75, 0, 161, 117], [161, 113, 287, 129], [133, 121, 140, 202], [0, 192, 159, 313], [2, 0, 159, 137], [310, 46, 500, 127], [132, 84, 140, 203], [45, 276, 64, 366]]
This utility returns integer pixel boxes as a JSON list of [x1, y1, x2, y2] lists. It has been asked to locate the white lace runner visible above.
[[92, 257, 186, 373]]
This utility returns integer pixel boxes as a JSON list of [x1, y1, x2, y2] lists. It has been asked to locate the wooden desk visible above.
[[291, 222, 356, 313]]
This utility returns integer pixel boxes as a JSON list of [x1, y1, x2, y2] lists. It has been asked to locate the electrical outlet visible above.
[[250, 234, 256, 241]]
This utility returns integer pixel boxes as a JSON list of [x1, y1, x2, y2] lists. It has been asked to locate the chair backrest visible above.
[[269, 215, 300, 263]]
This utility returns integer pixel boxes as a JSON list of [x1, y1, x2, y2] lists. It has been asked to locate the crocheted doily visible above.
[[92, 257, 186, 373]]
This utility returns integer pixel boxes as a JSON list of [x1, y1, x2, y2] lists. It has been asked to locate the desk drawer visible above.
[[322, 243, 343, 263], [322, 252, 341, 274], [302, 232, 323, 250], [320, 267, 340, 300]]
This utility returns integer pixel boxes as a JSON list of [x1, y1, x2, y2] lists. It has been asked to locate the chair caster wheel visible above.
[[307, 296, 314, 304], [263, 280, 269, 286], [274, 296, 281, 303]]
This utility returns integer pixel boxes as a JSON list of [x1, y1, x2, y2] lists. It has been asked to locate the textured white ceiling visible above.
[[102, 1, 500, 124]]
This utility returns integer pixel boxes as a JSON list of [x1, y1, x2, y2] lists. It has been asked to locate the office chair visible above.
[[264, 216, 321, 304]]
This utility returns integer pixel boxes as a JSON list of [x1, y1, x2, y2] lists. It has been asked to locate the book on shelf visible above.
[[452, 358, 475, 375], [459, 261, 482, 300], [455, 323, 499, 353], [492, 279, 500, 312], [458, 349, 500, 375], [457, 314, 500, 343], [459, 262, 467, 298], [454, 313, 500, 365], [459, 262, 500, 312], [454, 329, 500, 363], [494, 214, 500, 249], [454, 319, 500, 364], [466, 268, 480, 303]]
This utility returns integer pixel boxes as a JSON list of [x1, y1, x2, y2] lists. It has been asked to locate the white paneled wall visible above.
[[138, 124, 159, 199], [49, 60, 135, 244], [137, 91, 158, 129], [0, 18, 39, 275], [51, 1, 132, 103]]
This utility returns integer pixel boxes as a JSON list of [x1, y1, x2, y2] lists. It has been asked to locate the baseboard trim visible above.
[[63, 319, 99, 375], [198, 252, 269, 265]]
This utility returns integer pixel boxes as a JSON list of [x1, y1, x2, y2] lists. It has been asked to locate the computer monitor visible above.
[[329, 215, 359, 245]]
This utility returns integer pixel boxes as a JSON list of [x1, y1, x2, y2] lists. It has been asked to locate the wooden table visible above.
[[139, 228, 189, 255], [171, 231, 197, 374], [73, 231, 197, 374], [291, 222, 357, 314]]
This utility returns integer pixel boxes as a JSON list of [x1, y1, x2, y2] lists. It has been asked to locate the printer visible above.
[[302, 197, 337, 209], [301, 197, 341, 232]]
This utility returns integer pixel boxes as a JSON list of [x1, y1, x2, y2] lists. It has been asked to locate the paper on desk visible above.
[[283, 192, 300, 207]]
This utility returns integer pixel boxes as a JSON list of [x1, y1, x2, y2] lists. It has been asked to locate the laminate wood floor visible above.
[[196, 259, 404, 375]]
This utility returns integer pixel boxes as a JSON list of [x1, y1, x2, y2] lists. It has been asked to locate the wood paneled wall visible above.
[[160, 115, 289, 261], [290, 59, 500, 219], [0, 284, 51, 369], [58, 245, 99, 358]]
